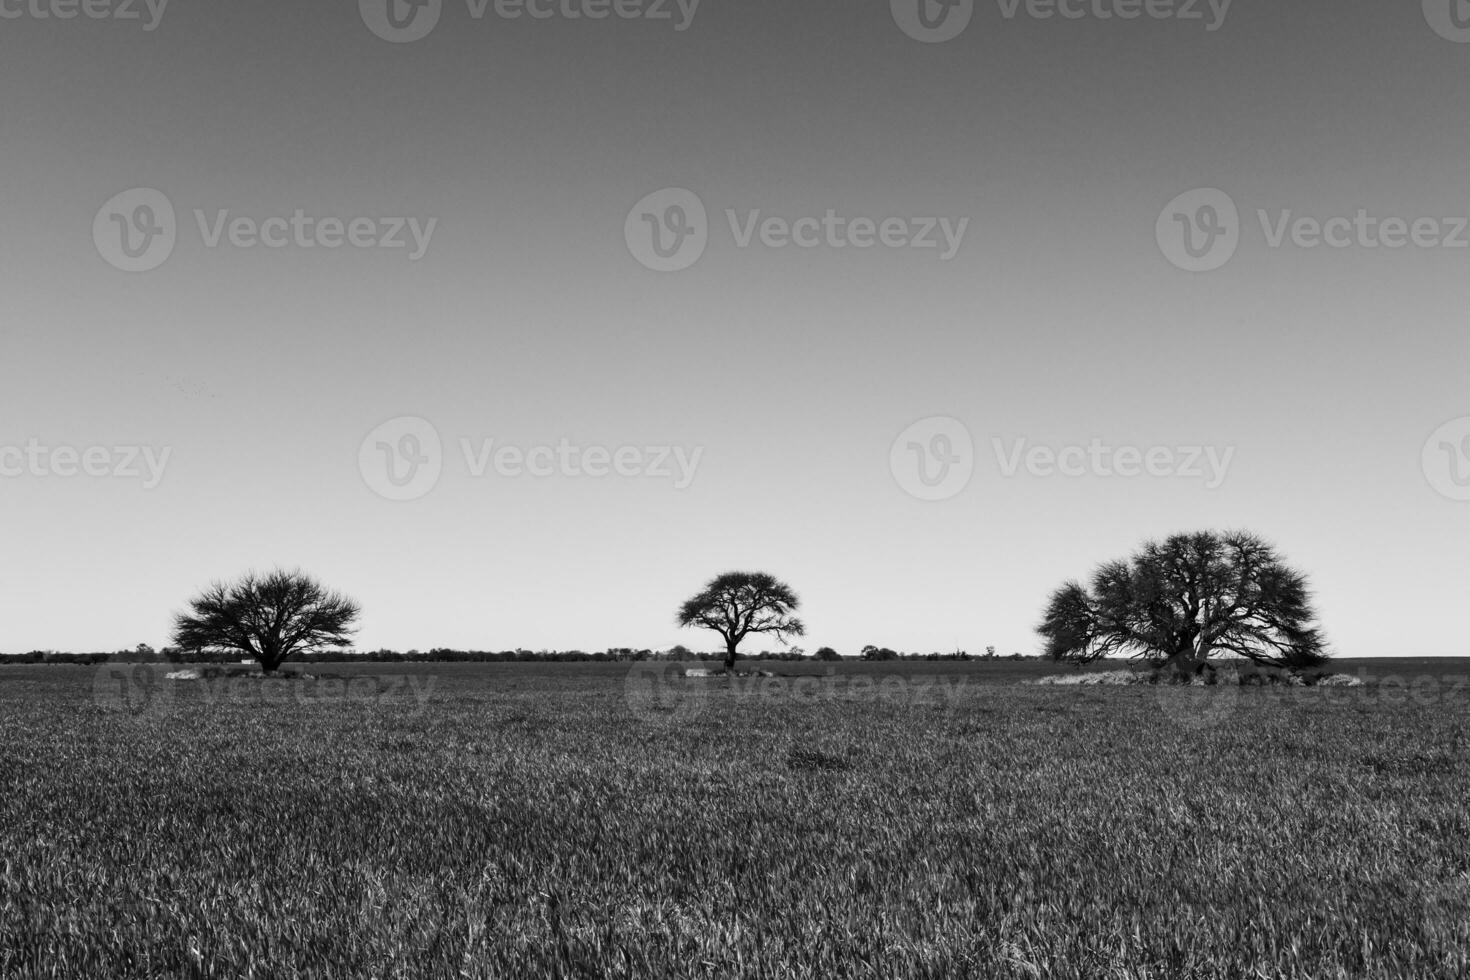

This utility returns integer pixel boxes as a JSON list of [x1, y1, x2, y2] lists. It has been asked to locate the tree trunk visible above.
[[724, 638, 739, 673], [1165, 647, 1206, 679]]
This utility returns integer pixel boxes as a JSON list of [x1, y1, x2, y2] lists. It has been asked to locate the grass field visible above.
[[2, 659, 1468, 978]]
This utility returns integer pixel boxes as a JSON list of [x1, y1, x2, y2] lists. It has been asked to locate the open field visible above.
[[2, 659, 1469, 978]]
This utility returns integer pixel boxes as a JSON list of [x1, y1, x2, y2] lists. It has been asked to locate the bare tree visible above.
[[676, 571, 805, 672], [1038, 531, 1328, 672], [172, 569, 361, 673]]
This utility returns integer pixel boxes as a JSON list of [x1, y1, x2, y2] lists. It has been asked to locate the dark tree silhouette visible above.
[[1038, 531, 1328, 672], [860, 645, 900, 662], [172, 569, 361, 673], [677, 571, 805, 672]]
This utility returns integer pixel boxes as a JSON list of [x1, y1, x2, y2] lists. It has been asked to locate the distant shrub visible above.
[[860, 645, 900, 662]]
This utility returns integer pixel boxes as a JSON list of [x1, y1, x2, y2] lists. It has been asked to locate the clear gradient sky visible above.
[[1, 0, 1467, 656]]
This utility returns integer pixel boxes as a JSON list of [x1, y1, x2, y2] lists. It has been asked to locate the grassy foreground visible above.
[[1, 660, 1468, 978]]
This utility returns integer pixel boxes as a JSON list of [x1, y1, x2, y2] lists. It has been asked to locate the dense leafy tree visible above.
[[677, 572, 805, 672], [1038, 531, 1328, 672], [173, 569, 360, 673]]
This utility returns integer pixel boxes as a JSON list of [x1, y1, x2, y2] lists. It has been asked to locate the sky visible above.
[[1, 0, 1468, 657]]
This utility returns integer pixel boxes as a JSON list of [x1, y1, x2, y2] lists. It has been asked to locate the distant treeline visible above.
[[3, 644, 1033, 665]]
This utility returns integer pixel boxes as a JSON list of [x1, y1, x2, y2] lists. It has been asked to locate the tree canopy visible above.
[[677, 571, 805, 671], [172, 569, 361, 673], [1038, 531, 1328, 670]]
